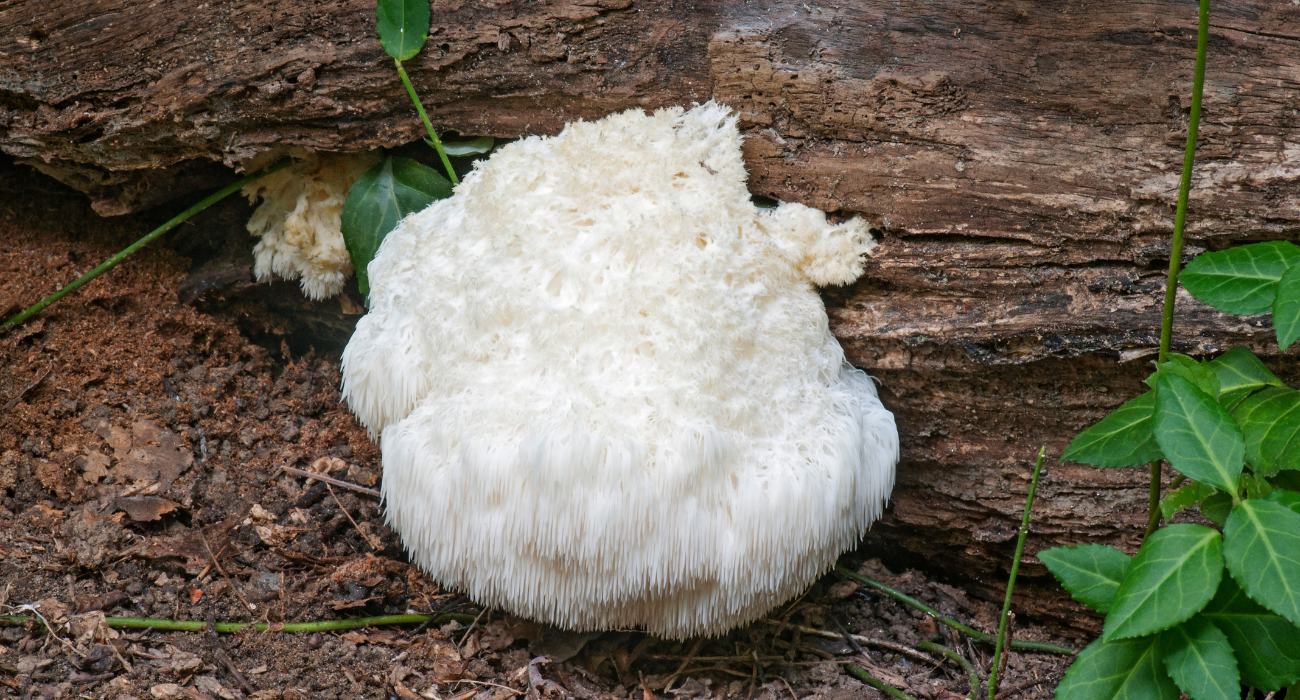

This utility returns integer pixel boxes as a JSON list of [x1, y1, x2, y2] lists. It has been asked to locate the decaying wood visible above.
[[3, 0, 1299, 600]]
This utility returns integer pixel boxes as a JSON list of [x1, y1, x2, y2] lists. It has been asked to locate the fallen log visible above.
[[3, 0, 1298, 610]]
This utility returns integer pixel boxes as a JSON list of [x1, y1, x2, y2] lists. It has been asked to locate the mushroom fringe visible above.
[[342, 102, 898, 639]]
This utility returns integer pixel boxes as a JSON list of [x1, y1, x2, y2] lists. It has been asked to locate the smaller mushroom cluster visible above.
[[241, 152, 379, 300]]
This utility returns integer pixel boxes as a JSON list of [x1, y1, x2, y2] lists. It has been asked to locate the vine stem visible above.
[[394, 59, 459, 185], [834, 566, 1074, 656], [0, 612, 476, 634], [1148, 0, 1210, 542], [1, 159, 291, 334], [845, 663, 920, 700], [988, 446, 1046, 700], [916, 640, 980, 699]]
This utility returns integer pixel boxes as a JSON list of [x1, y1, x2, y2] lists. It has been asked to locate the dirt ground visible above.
[[0, 156, 1076, 700]]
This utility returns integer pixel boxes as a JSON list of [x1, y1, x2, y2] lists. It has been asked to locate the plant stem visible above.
[[1158, 0, 1211, 364], [988, 446, 1046, 700], [1, 159, 291, 334], [0, 612, 476, 634], [917, 641, 980, 699], [845, 663, 921, 700], [1150, 0, 1210, 542], [834, 566, 1074, 656], [394, 59, 459, 185], [1147, 473, 1188, 536], [1145, 461, 1163, 540]]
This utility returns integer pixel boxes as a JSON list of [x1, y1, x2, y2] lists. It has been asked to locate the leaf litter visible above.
[[0, 159, 1077, 698]]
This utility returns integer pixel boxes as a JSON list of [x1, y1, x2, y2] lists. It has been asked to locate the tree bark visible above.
[[3, 0, 1299, 602]]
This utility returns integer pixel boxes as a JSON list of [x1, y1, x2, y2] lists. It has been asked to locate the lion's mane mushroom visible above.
[[341, 102, 898, 639], [242, 152, 380, 300]]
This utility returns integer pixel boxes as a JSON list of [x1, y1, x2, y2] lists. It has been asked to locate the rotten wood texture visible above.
[[3, 0, 1300, 593]]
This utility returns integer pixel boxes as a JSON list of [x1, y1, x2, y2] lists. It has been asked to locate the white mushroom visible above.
[[242, 153, 380, 300], [341, 102, 898, 639]]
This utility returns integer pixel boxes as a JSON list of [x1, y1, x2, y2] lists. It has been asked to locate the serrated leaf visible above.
[[1180, 241, 1300, 316], [340, 156, 452, 299], [1272, 470, 1300, 492], [1233, 386, 1300, 477], [1154, 373, 1245, 493], [1054, 634, 1178, 700], [1267, 489, 1300, 514], [1104, 524, 1223, 641], [1161, 480, 1217, 521], [1158, 354, 1221, 399], [1274, 263, 1300, 349], [1208, 346, 1282, 410], [1223, 499, 1300, 627], [1243, 471, 1275, 499], [376, 0, 430, 62], [440, 136, 495, 157], [1159, 616, 1240, 700], [1039, 544, 1133, 614], [1063, 391, 1163, 468], [1201, 577, 1300, 690], [1200, 491, 1233, 527]]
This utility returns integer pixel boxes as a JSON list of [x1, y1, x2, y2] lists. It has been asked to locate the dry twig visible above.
[[201, 534, 257, 615], [280, 466, 380, 498]]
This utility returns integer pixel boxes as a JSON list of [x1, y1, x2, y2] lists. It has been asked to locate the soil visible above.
[[0, 156, 1076, 700]]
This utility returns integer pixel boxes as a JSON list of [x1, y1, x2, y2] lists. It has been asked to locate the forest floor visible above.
[[0, 157, 1077, 700]]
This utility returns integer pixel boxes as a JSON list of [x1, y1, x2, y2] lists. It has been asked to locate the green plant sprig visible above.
[[835, 567, 1075, 656], [987, 446, 1046, 699], [1145, 0, 1212, 541], [0, 159, 291, 334], [0, 612, 476, 634], [845, 663, 921, 700], [917, 640, 980, 699], [340, 0, 491, 302], [1048, 0, 1300, 695]]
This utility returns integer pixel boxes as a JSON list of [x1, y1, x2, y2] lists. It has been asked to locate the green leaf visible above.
[[1266, 489, 1300, 514], [1274, 263, 1300, 349], [1104, 524, 1223, 641], [1063, 391, 1163, 468], [1039, 544, 1133, 614], [1201, 577, 1300, 690], [1243, 471, 1275, 499], [1054, 635, 1178, 700], [1208, 346, 1282, 410], [1161, 480, 1217, 521], [1223, 499, 1300, 627], [1154, 373, 1246, 492], [1180, 241, 1300, 316], [1272, 470, 1300, 492], [440, 136, 495, 157], [340, 156, 452, 298], [1157, 354, 1221, 399], [1233, 386, 1300, 477], [1200, 491, 1233, 527], [1159, 616, 1240, 700], [376, 0, 430, 62]]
